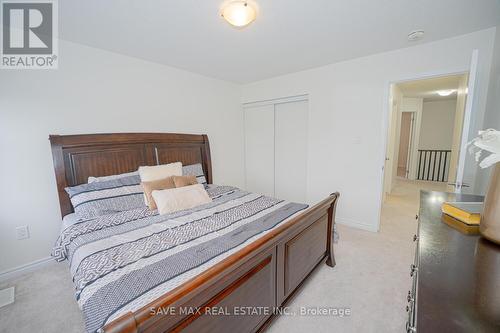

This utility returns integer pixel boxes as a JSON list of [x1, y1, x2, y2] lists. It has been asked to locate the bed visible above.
[[49, 133, 340, 333]]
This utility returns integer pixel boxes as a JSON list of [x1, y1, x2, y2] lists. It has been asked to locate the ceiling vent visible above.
[[408, 30, 425, 42]]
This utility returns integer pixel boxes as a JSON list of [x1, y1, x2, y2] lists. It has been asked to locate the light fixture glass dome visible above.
[[221, 1, 256, 27], [437, 90, 456, 97]]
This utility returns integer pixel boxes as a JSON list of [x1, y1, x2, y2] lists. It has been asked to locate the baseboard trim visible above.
[[336, 217, 379, 232], [0, 257, 53, 282]]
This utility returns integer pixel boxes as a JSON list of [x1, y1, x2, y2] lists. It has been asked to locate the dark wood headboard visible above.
[[49, 133, 212, 218]]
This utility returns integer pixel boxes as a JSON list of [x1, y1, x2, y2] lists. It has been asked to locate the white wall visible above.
[[419, 99, 457, 150], [475, 26, 500, 194], [0, 40, 244, 274], [241, 28, 496, 232]]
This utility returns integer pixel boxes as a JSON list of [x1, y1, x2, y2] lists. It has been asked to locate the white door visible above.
[[275, 100, 308, 203], [397, 112, 415, 178], [448, 50, 479, 193], [244, 105, 275, 197]]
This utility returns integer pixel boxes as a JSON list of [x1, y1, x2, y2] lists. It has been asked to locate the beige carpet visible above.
[[0, 179, 446, 333]]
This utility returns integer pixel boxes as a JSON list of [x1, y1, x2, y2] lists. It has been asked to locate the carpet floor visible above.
[[0, 179, 446, 333]]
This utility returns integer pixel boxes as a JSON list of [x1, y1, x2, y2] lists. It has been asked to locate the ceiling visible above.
[[59, 0, 500, 83], [396, 74, 465, 101]]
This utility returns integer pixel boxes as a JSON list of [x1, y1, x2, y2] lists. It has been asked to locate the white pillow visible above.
[[138, 162, 183, 182], [88, 171, 138, 183], [152, 184, 212, 215]]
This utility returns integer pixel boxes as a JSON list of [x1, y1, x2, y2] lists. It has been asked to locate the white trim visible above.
[[0, 256, 53, 282], [455, 49, 479, 193], [386, 70, 470, 86], [336, 217, 378, 232], [242, 94, 309, 108], [407, 112, 416, 179]]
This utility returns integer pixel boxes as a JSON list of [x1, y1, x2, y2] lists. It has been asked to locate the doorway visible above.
[[382, 72, 470, 206]]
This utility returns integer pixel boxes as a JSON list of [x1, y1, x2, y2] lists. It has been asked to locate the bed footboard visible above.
[[104, 192, 340, 333]]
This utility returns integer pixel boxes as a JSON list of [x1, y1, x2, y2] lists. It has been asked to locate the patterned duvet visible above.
[[53, 185, 308, 332]]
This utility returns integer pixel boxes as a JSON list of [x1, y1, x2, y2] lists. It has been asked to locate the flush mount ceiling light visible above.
[[408, 30, 425, 42], [221, 1, 256, 27], [437, 90, 456, 96]]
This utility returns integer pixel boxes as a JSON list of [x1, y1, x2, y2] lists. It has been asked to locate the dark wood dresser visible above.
[[406, 191, 500, 332]]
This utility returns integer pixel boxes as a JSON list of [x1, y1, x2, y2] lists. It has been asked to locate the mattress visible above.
[[53, 185, 308, 333]]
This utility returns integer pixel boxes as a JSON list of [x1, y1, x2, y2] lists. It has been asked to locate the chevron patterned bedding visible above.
[[52, 185, 308, 333]]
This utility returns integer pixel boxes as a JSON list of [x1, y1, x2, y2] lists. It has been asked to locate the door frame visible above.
[[377, 69, 471, 231], [397, 111, 417, 179], [452, 49, 479, 193]]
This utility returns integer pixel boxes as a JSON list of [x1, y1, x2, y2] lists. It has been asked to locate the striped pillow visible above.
[[65, 175, 145, 219], [182, 163, 207, 185]]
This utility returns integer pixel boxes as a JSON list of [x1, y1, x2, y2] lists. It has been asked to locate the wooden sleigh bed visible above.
[[49, 133, 340, 333]]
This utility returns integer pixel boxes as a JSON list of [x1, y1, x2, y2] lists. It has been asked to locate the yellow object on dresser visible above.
[[441, 214, 480, 235], [441, 202, 483, 225]]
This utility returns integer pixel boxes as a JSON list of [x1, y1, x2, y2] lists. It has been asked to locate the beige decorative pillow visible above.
[[152, 184, 212, 215], [141, 177, 176, 210], [172, 175, 198, 188], [138, 162, 182, 182]]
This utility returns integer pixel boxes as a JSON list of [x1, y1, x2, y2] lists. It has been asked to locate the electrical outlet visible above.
[[15, 225, 29, 240], [0, 287, 15, 308]]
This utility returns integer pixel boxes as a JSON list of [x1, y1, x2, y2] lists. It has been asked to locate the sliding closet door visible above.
[[274, 100, 308, 203], [244, 105, 275, 197]]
